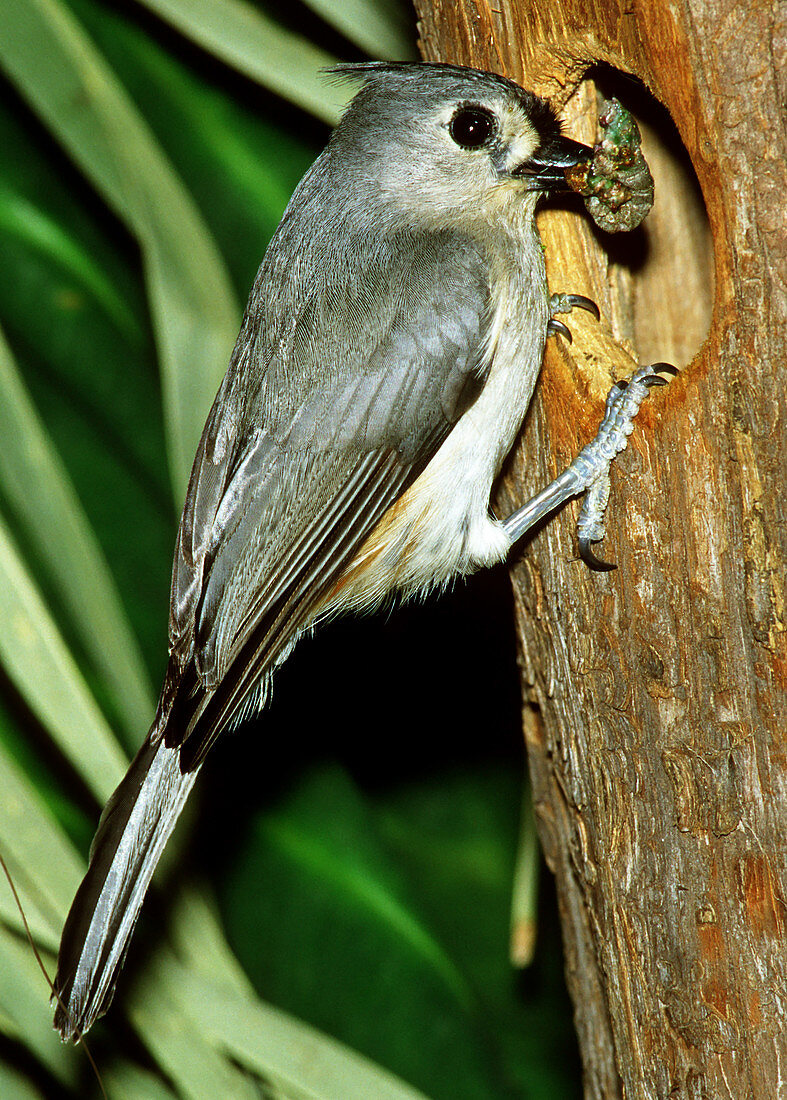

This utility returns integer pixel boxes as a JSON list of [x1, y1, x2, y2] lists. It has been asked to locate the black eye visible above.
[[449, 107, 495, 149]]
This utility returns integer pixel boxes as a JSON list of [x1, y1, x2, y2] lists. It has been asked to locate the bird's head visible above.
[[329, 63, 590, 233]]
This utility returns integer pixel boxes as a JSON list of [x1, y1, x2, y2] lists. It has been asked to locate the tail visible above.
[[53, 733, 198, 1040]]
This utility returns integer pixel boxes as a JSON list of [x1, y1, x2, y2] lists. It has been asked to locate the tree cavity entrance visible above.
[[571, 67, 714, 370]]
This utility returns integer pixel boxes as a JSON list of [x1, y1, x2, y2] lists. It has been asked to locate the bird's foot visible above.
[[502, 363, 677, 568], [547, 293, 600, 344]]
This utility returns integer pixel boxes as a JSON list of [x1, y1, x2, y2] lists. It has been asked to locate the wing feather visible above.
[[162, 228, 492, 769], [176, 447, 417, 770]]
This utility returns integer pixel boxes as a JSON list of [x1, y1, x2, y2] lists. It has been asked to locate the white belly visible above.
[[328, 224, 550, 613]]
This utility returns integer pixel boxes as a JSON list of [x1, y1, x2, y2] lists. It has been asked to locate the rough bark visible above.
[[412, 1, 787, 1097]]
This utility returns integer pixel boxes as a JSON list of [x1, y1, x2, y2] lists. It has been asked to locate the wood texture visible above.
[[412, 1, 787, 1096]]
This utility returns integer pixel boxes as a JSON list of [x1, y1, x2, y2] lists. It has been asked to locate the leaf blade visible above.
[[0, 0, 240, 494], [0, 515, 126, 803], [172, 967, 433, 1100], [0, 926, 79, 1087], [0, 738, 85, 946], [136, 0, 348, 125], [0, 325, 155, 737], [301, 0, 417, 61]]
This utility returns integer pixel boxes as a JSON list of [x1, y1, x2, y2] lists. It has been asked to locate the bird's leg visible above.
[[547, 292, 600, 344], [502, 363, 677, 569]]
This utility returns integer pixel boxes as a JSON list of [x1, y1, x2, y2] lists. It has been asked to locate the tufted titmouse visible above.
[[53, 62, 668, 1039]]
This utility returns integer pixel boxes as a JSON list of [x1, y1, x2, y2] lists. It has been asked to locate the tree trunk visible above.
[[413, 1, 787, 1096]]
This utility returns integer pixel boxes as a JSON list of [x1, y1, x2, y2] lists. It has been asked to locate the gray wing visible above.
[[161, 229, 492, 769]]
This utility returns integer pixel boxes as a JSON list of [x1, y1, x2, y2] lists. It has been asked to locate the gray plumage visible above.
[[53, 62, 591, 1039]]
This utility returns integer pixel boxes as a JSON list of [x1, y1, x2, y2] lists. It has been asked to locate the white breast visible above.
[[326, 216, 550, 614]]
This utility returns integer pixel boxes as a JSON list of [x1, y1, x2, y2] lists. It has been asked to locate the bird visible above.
[[53, 61, 656, 1040]]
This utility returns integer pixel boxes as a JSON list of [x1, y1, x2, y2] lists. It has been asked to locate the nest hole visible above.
[[575, 66, 714, 369]]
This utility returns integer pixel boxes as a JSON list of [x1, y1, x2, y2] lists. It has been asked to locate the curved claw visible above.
[[547, 318, 573, 343], [578, 536, 617, 572], [614, 363, 677, 391], [641, 363, 678, 387], [564, 294, 601, 321]]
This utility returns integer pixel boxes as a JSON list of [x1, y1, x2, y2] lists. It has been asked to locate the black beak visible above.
[[513, 135, 591, 192]]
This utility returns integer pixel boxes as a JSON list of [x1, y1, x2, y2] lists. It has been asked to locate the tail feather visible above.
[[53, 733, 198, 1040]]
